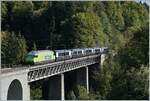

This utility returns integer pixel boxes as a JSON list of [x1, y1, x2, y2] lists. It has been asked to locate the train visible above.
[[25, 47, 109, 64]]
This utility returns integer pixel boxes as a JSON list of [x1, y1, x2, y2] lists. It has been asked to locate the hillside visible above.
[[1, 1, 149, 100]]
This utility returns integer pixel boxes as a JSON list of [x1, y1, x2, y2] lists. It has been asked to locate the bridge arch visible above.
[[7, 79, 23, 100]]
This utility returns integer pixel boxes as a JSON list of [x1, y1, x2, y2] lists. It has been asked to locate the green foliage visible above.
[[117, 26, 149, 68], [91, 54, 114, 99], [75, 85, 89, 100], [88, 91, 101, 100], [93, 55, 149, 100], [93, 25, 149, 100], [109, 65, 149, 100], [66, 85, 90, 100], [12, 1, 33, 17], [11, 1, 33, 32], [76, 1, 95, 12], [1, 2, 7, 21], [30, 82, 42, 100], [66, 12, 106, 47], [123, 2, 148, 29], [32, 42, 37, 50], [66, 90, 76, 100], [30, 87, 42, 100], [104, 2, 125, 31], [32, 1, 50, 10], [2, 1, 148, 50], [1, 1, 149, 100], [1, 31, 27, 64]]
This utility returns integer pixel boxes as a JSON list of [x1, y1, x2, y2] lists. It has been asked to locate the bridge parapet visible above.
[[28, 54, 100, 82]]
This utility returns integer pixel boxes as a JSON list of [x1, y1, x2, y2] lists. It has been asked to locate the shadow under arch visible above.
[[7, 79, 23, 100]]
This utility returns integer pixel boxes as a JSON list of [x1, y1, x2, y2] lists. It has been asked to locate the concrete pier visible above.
[[61, 74, 65, 100]]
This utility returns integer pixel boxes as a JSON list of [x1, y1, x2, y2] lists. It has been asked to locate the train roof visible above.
[[28, 50, 53, 55], [84, 48, 94, 50], [93, 47, 101, 49], [55, 49, 71, 52], [71, 48, 84, 51]]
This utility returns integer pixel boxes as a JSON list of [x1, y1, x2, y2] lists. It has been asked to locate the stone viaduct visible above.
[[0, 54, 107, 100]]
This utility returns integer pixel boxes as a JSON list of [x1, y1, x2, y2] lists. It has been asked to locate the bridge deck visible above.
[[28, 54, 100, 82], [1, 54, 101, 82]]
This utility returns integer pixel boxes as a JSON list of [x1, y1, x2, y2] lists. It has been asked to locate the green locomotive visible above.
[[25, 50, 55, 64]]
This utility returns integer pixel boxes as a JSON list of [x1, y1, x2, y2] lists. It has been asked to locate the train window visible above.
[[78, 51, 82, 54], [59, 53, 64, 56], [28, 55, 35, 58], [65, 52, 69, 55], [58, 53, 61, 56], [73, 51, 77, 55], [86, 50, 90, 53], [34, 55, 38, 58], [95, 49, 100, 52]]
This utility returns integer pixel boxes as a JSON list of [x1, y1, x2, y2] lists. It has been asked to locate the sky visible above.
[[137, 0, 150, 6]]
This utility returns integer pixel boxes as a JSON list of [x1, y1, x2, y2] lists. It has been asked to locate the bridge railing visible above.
[[28, 54, 100, 82], [1, 64, 30, 69]]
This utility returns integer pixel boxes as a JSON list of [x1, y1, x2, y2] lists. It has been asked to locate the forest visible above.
[[1, 1, 149, 100]]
